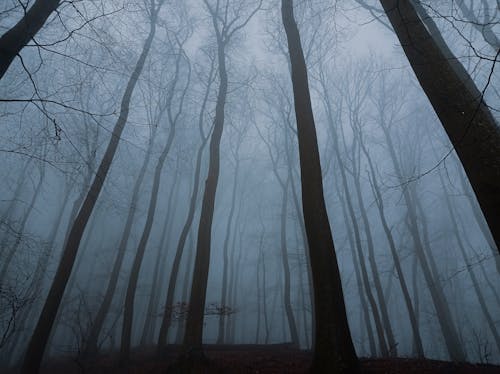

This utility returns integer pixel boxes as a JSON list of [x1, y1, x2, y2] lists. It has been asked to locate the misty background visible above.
[[0, 0, 499, 370]]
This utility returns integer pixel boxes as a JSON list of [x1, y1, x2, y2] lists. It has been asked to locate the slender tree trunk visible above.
[[0, 0, 60, 80], [379, 120, 466, 362], [182, 35, 228, 360], [380, 0, 500, 254], [349, 144, 397, 356], [216, 160, 239, 344], [119, 121, 177, 364], [360, 140, 424, 357], [156, 57, 215, 351], [84, 133, 156, 356], [20, 5, 163, 371], [140, 176, 180, 346], [281, 1, 358, 371]]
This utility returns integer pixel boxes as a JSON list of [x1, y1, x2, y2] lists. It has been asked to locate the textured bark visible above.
[[281, 1, 359, 372], [380, 0, 500, 254], [20, 4, 163, 371], [0, 0, 60, 79]]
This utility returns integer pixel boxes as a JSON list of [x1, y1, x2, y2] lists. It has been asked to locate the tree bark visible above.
[[380, 0, 500, 254], [281, 1, 359, 372], [0, 0, 60, 80]]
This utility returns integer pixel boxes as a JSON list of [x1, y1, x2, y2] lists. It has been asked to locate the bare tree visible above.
[[179, 0, 261, 368], [20, 2, 166, 371]]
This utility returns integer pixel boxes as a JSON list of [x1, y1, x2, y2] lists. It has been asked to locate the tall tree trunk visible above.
[[216, 159, 239, 344], [0, 0, 60, 80], [348, 138, 397, 356], [20, 4, 163, 371], [181, 33, 228, 360], [380, 0, 500, 254], [281, 1, 359, 372], [120, 41, 190, 363], [119, 118, 177, 365], [156, 57, 215, 351]]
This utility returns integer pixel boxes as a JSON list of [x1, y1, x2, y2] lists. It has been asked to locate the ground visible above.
[[12, 344, 500, 373]]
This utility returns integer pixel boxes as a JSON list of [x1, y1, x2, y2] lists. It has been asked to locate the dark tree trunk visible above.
[[380, 0, 500, 254], [120, 42, 189, 363], [119, 115, 177, 365], [281, 1, 359, 372], [156, 57, 215, 351], [20, 4, 163, 371], [0, 0, 60, 80], [182, 35, 228, 360]]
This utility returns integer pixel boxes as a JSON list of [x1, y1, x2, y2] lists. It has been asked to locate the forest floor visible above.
[[29, 344, 500, 373]]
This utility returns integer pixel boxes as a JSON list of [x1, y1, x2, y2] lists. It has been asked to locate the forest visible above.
[[0, 0, 499, 373]]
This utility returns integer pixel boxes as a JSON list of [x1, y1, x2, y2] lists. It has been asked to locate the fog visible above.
[[0, 1, 499, 373]]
